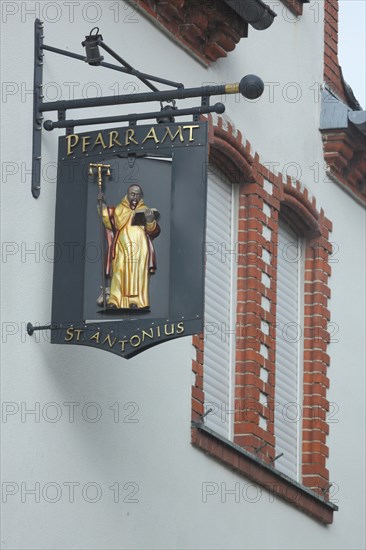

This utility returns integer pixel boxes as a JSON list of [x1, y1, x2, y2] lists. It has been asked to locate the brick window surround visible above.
[[191, 115, 337, 524]]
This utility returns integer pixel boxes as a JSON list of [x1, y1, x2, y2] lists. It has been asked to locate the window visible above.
[[275, 219, 304, 481], [203, 169, 237, 440]]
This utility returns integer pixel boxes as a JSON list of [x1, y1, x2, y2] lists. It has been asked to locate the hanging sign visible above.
[[50, 121, 208, 358]]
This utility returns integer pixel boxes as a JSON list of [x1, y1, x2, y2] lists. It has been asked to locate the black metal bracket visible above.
[[269, 452, 284, 464], [44, 103, 225, 131], [32, 19, 44, 198], [31, 18, 184, 199], [42, 45, 184, 89], [31, 19, 264, 198], [194, 95, 210, 122], [191, 408, 213, 428], [27, 322, 58, 336]]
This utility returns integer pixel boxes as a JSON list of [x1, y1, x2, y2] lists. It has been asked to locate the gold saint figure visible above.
[[98, 184, 160, 310]]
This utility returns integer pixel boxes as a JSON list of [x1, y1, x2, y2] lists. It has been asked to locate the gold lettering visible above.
[[119, 339, 128, 352], [90, 331, 100, 344], [160, 126, 184, 144], [130, 335, 141, 348], [183, 125, 200, 142], [81, 136, 90, 153], [65, 327, 74, 341], [142, 329, 154, 341], [94, 132, 107, 149], [176, 322, 185, 334], [164, 323, 175, 336], [157, 326, 161, 338], [74, 329, 83, 342], [103, 334, 117, 348], [66, 134, 79, 155], [125, 128, 138, 146], [142, 127, 160, 144], [109, 130, 122, 148]]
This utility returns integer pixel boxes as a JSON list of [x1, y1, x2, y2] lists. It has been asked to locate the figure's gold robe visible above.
[[102, 197, 159, 309]]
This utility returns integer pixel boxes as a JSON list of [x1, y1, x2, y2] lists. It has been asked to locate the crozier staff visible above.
[[98, 184, 160, 310]]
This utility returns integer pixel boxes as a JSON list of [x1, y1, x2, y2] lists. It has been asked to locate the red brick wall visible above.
[[321, 127, 366, 205], [324, 0, 348, 102], [281, 0, 306, 16], [322, 0, 366, 205], [134, 0, 248, 63]]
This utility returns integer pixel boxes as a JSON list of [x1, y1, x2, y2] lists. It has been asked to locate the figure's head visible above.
[[127, 184, 143, 210]]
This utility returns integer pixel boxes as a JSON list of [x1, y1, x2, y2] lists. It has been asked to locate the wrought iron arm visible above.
[[98, 41, 158, 92], [42, 45, 184, 89], [40, 80, 254, 114], [32, 19, 264, 199], [44, 103, 225, 131]]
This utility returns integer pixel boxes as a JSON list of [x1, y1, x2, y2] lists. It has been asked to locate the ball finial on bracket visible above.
[[240, 75, 264, 100]]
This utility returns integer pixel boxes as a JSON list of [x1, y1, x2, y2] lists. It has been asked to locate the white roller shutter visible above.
[[275, 220, 303, 480], [203, 170, 236, 440]]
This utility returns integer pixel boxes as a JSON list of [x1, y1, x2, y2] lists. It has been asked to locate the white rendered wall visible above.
[[1, 1, 365, 549]]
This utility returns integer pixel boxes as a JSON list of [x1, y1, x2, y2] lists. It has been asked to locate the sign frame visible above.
[[50, 121, 208, 359]]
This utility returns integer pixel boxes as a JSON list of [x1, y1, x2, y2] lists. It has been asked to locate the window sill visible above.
[[191, 424, 337, 524]]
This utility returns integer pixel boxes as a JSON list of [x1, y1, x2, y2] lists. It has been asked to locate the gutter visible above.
[[224, 0, 277, 30]]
